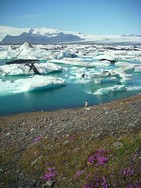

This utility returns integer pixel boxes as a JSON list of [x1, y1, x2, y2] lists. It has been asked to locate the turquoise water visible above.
[[0, 59, 141, 116]]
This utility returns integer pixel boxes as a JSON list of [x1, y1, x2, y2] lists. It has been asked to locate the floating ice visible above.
[[48, 58, 96, 67], [134, 65, 141, 72], [19, 42, 33, 50], [0, 62, 62, 76], [127, 85, 141, 91], [93, 85, 127, 95], [0, 75, 66, 95], [121, 65, 135, 74]]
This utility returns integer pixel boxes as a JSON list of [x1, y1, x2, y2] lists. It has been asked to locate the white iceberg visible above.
[[15, 75, 67, 91], [134, 65, 141, 73], [0, 62, 62, 76], [0, 75, 67, 95], [87, 69, 121, 84], [93, 85, 127, 95], [48, 58, 96, 67]]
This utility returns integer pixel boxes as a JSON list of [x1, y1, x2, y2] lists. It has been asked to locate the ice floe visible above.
[[0, 75, 66, 95], [93, 85, 127, 95], [0, 62, 62, 76], [48, 58, 96, 67]]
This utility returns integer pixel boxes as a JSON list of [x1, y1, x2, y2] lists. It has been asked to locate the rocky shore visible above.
[[0, 94, 141, 188]]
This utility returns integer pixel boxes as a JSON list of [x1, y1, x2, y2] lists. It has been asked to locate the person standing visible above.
[[85, 100, 88, 108]]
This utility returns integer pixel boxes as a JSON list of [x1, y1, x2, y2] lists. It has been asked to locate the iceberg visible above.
[[121, 65, 135, 74], [134, 65, 141, 73], [48, 58, 96, 67], [0, 62, 62, 76], [0, 75, 67, 95], [87, 69, 121, 84], [16, 75, 67, 91], [93, 85, 127, 95], [127, 86, 141, 91]]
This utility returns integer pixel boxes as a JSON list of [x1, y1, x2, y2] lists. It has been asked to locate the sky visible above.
[[0, 0, 141, 35]]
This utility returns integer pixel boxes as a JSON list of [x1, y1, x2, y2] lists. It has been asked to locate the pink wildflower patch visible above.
[[87, 149, 108, 166], [83, 176, 108, 188], [42, 167, 58, 181], [123, 168, 134, 176], [126, 182, 141, 188]]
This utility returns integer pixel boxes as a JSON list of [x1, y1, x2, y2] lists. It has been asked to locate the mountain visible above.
[[0, 26, 141, 45], [121, 34, 141, 37], [0, 27, 83, 44]]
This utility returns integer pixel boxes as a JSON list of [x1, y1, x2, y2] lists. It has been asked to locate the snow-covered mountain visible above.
[[0, 26, 141, 45], [121, 34, 141, 37], [0, 26, 83, 44]]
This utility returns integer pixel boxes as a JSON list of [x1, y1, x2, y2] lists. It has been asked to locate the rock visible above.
[[5, 132, 10, 136], [42, 180, 54, 187], [112, 141, 123, 148], [63, 140, 69, 145], [85, 107, 92, 111], [46, 180, 54, 187]]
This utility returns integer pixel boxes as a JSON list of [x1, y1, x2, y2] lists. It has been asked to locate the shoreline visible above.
[[1, 93, 141, 117], [1, 94, 141, 187], [1, 93, 141, 119], [1, 93, 141, 141]]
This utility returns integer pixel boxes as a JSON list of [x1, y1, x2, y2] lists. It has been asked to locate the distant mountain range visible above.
[[121, 34, 141, 37], [0, 27, 83, 44], [0, 26, 141, 45]]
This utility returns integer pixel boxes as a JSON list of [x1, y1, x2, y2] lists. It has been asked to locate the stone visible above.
[[42, 180, 54, 187], [85, 107, 92, 111], [46, 180, 54, 187], [112, 141, 123, 148]]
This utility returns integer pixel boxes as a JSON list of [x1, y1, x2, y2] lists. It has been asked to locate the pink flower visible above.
[[42, 167, 58, 181], [97, 156, 108, 166], [87, 149, 108, 166], [123, 168, 134, 176], [87, 155, 96, 164], [83, 176, 108, 188], [126, 182, 141, 188], [34, 136, 42, 141], [75, 170, 85, 177]]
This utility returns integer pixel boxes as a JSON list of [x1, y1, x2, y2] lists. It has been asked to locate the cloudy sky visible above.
[[0, 0, 141, 35]]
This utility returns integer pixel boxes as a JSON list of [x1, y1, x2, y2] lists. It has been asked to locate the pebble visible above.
[[42, 180, 54, 187], [112, 141, 123, 148]]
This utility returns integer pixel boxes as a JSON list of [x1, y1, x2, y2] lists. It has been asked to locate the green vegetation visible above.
[[1, 130, 141, 187]]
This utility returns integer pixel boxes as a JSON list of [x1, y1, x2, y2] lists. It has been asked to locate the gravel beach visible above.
[[0, 94, 141, 187]]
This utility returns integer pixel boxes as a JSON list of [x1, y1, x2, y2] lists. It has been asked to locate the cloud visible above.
[[0, 26, 29, 41]]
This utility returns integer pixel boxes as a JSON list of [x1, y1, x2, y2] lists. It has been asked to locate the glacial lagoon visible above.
[[0, 43, 141, 116]]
